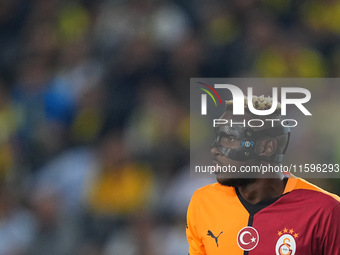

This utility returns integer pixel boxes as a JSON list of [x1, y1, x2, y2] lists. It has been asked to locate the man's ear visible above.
[[256, 138, 277, 156]]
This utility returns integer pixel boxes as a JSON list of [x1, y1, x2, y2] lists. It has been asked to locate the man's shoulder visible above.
[[284, 177, 340, 212], [193, 182, 228, 193], [292, 178, 340, 202]]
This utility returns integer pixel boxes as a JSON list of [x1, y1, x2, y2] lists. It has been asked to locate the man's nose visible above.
[[211, 144, 222, 157]]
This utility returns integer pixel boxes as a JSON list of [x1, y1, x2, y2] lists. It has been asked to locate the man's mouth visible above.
[[212, 159, 223, 174], [213, 158, 223, 166]]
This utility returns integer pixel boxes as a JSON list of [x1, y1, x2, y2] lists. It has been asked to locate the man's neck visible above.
[[237, 177, 287, 204]]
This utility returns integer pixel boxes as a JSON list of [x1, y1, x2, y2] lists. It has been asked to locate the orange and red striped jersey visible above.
[[186, 176, 340, 255]]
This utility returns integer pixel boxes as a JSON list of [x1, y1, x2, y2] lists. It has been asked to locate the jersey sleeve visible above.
[[186, 193, 206, 255], [321, 203, 340, 255]]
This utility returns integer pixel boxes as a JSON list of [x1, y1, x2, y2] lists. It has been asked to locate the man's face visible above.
[[211, 111, 257, 187]]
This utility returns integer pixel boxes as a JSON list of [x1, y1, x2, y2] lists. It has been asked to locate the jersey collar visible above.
[[283, 174, 299, 194]]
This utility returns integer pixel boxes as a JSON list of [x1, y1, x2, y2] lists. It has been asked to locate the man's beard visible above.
[[217, 177, 257, 188]]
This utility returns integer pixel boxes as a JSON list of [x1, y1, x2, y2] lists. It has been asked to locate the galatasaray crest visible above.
[[275, 227, 298, 255]]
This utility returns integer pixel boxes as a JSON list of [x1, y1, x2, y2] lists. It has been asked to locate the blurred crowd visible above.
[[0, 0, 340, 254]]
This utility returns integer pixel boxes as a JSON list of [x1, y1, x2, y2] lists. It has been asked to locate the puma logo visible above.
[[207, 230, 223, 247]]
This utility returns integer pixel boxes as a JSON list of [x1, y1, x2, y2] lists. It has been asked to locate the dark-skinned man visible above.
[[187, 96, 340, 255]]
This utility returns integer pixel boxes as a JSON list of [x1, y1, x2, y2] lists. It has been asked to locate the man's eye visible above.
[[228, 137, 235, 142], [220, 136, 235, 144]]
